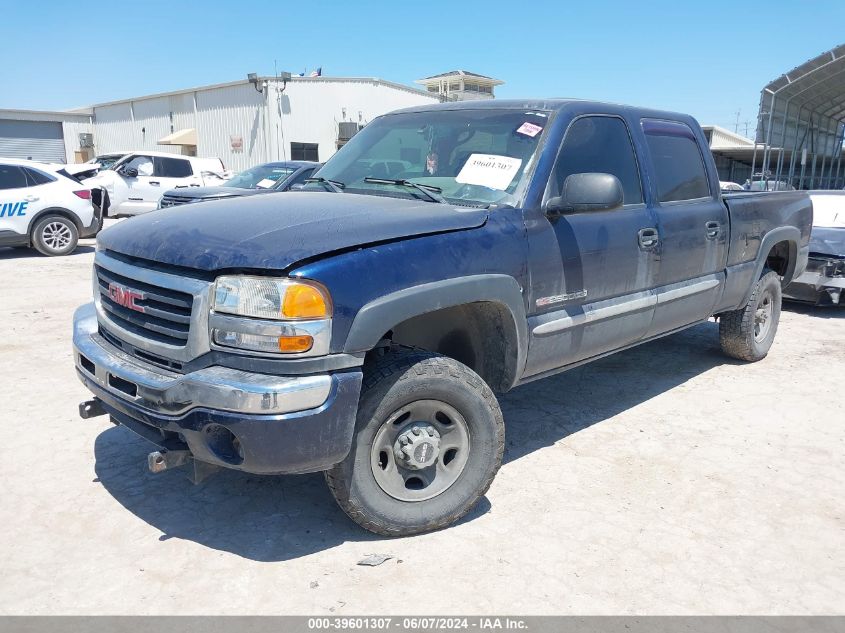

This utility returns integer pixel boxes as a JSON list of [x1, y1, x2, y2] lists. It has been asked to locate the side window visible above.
[[154, 157, 193, 178], [288, 168, 315, 187], [550, 116, 643, 205], [24, 168, 55, 186], [642, 120, 710, 202], [122, 155, 154, 176], [0, 165, 28, 190]]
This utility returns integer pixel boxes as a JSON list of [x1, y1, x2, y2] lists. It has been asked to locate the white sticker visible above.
[[255, 178, 276, 189], [516, 121, 543, 137], [456, 154, 523, 191]]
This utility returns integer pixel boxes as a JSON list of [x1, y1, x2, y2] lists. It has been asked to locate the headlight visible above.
[[211, 276, 331, 355], [213, 276, 330, 320]]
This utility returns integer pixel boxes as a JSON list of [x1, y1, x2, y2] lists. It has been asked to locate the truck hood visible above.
[[97, 191, 488, 271]]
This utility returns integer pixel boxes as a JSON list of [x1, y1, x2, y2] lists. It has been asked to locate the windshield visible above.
[[223, 164, 296, 189], [98, 155, 124, 170], [310, 109, 550, 207]]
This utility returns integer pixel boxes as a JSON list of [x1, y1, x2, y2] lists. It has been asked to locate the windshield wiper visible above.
[[363, 178, 445, 203], [304, 177, 345, 193]]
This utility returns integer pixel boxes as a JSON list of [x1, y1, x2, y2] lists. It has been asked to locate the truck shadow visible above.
[[93, 320, 731, 561], [501, 320, 735, 464], [0, 245, 95, 259]]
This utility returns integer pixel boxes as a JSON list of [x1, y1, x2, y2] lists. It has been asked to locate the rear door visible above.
[[638, 119, 729, 337], [523, 114, 658, 377], [151, 155, 200, 194]]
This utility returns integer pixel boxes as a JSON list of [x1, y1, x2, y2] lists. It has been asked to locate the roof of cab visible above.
[[264, 160, 322, 168], [0, 157, 65, 169], [384, 98, 700, 127]]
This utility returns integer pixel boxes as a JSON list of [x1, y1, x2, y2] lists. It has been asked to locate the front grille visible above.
[[96, 265, 193, 347], [159, 194, 196, 208]]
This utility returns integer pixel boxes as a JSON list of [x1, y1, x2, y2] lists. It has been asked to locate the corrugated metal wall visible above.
[[90, 78, 439, 171], [195, 83, 268, 171], [273, 78, 440, 164]]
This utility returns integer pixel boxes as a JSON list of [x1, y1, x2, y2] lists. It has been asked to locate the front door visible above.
[[523, 115, 658, 379], [0, 163, 33, 238], [116, 154, 156, 215], [639, 119, 729, 338], [119, 155, 198, 214]]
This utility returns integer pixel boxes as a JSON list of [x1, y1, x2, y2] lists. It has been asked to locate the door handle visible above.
[[149, 181, 160, 186], [24, 195, 39, 202], [705, 221, 721, 240], [638, 227, 659, 249]]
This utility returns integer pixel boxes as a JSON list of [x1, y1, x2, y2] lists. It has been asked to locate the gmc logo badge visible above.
[[108, 283, 146, 313]]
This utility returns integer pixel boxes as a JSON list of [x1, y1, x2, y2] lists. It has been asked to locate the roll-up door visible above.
[[0, 119, 66, 162]]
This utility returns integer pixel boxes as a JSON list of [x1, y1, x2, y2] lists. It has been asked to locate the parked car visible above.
[[73, 100, 812, 535], [157, 161, 320, 208], [720, 181, 744, 191], [0, 158, 104, 256], [783, 191, 844, 305], [746, 179, 796, 191], [68, 152, 132, 181], [83, 151, 229, 216]]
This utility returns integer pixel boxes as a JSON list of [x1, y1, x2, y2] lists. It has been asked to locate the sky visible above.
[[2, 0, 844, 134]]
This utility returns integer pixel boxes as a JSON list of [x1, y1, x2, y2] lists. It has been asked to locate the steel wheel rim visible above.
[[754, 290, 774, 342], [370, 399, 471, 502], [42, 222, 72, 251]]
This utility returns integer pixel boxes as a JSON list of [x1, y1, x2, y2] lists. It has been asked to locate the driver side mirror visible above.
[[545, 173, 624, 217], [120, 167, 139, 178]]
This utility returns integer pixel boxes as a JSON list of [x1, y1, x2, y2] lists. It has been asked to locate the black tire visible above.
[[719, 268, 782, 362], [325, 347, 504, 536], [31, 215, 79, 256]]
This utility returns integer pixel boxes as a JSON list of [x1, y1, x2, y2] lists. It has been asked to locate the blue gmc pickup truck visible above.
[[73, 100, 813, 535]]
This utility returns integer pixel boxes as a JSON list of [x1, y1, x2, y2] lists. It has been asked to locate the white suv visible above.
[[84, 151, 228, 216], [0, 158, 103, 256]]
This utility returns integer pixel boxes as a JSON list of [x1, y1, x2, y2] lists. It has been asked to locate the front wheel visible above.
[[325, 348, 504, 536], [719, 268, 782, 361], [31, 215, 79, 256]]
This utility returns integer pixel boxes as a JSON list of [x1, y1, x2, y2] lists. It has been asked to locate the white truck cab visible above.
[[0, 158, 103, 256], [84, 151, 228, 216]]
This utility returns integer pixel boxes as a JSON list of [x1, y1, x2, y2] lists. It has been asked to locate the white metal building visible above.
[[89, 76, 441, 171], [0, 109, 93, 163]]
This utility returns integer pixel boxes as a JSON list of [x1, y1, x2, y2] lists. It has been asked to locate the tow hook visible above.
[[147, 449, 221, 485], [79, 398, 106, 419], [147, 449, 190, 473]]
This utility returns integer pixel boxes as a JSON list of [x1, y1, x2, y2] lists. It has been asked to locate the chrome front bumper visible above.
[[73, 303, 332, 416]]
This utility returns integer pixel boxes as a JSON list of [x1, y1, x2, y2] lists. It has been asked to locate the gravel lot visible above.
[[0, 226, 843, 615]]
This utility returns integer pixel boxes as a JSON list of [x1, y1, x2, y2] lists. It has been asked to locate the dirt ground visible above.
[[0, 226, 842, 615]]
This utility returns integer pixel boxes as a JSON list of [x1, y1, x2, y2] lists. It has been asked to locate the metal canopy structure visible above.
[[754, 44, 845, 189]]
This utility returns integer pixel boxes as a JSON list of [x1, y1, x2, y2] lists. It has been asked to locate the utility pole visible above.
[[734, 110, 741, 133]]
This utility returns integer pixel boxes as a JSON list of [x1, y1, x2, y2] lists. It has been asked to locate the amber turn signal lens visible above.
[[278, 335, 313, 353], [282, 284, 328, 319]]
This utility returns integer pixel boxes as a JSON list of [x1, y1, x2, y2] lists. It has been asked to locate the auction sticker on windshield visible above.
[[456, 154, 522, 191], [516, 121, 543, 137], [256, 178, 277, 189]]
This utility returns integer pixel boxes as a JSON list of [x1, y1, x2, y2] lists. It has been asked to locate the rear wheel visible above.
[[325, 347, 504, 536], [32, 215, 78, 256], [719, 268, 782, 361]]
